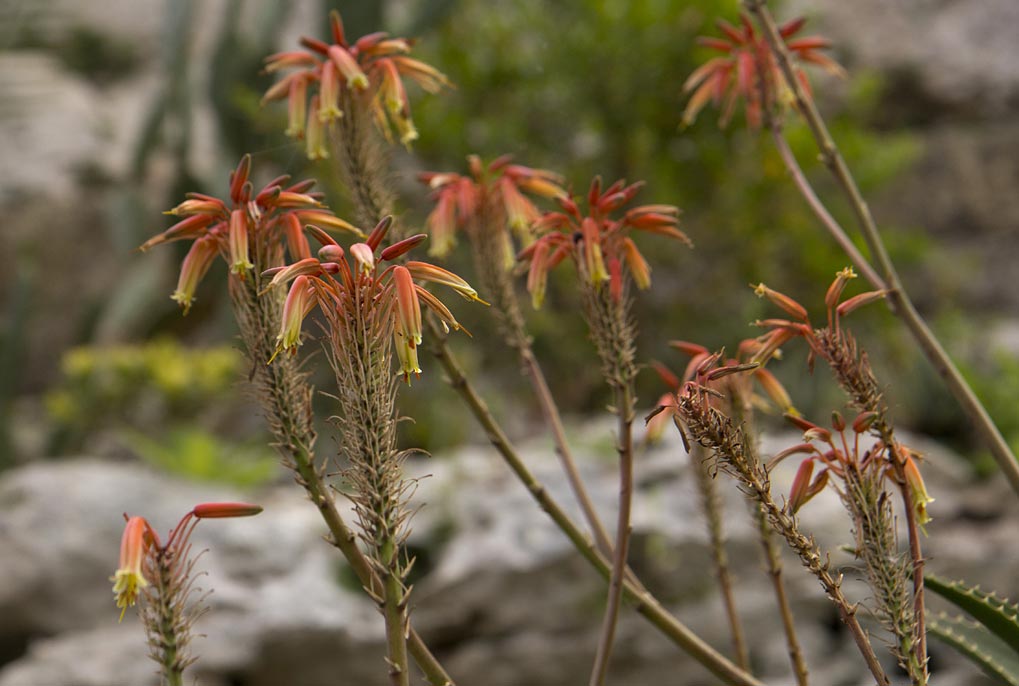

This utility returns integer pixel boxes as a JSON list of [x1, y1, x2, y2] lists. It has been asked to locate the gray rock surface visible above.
[[0, 420, 1012, 685]]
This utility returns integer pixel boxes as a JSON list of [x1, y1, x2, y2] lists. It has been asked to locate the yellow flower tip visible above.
[[171, 290, 194, 315], [394, 331, 422, 384], [111, 569, 148, 622], [231, 259, 255, 276], [398, 120, 419, 149], [903, 452, 934, 534], [753, 282, 767, 297], [349, 73, 369, 91]]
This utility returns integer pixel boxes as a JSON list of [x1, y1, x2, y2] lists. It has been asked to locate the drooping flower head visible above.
[[111, 503, 261, 680], [418, 154, 568, 259], [264, 216, 484, 382], [141, 155, 361, 313], [519, 176, 689, 308], [262, 10, 451, 153], [111, 515, 155, 621], [682, 14, 845, 128]]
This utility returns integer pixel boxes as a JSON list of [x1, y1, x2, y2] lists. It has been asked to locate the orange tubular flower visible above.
[[262, 10, 451, 151], [418, 154, 567, 260], [521, 176, 689, 306], [683, 14, 845, 128], [142, 155, 360, 314], [902, 452, 934, 533], [266, 218, 480, 382], [111, 516, 153, 621], [170, 236, 218, 314]]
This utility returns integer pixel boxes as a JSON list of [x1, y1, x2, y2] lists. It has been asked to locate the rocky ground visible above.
[[0, 420, 1013, 686]]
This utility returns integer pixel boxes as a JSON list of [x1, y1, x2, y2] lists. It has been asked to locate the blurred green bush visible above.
[[44, 340, 274, 485]]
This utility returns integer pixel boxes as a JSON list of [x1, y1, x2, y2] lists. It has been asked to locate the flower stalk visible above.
[[741, 0, 1019, 499], [424, 316, 765, 686], [691, 442, 751, 671], [112, 504, 262, 686], [420, 157, 618, 560], [754, 274, 929, 683], [267, 219, 479, 685], [675, 382, 891, 686], [144, 157, 453, 686], [659, 342, 808, 684]]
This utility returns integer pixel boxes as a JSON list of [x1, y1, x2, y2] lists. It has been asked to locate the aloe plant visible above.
[[926, 574, 1019, 684]]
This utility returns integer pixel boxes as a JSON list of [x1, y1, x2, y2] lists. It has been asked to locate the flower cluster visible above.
[[141, 155, 360, 313], [265, 217, 484, 382], [749, 267, 887, 369], [750, 269, 932, 528], [646, 337, 795, 444], [683, 14, 844, 128], [519, 177, 688, 308], [111, 502, 262, 620], [262, 10, 451, 155], [770, 411, 931, 525], [419, 154, 567, 258]]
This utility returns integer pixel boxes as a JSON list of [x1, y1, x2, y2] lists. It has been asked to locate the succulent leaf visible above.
[[928, 612, 1019, 686]]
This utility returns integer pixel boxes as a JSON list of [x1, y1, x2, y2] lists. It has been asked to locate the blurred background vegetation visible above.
[[1, 0, 1014, 481]]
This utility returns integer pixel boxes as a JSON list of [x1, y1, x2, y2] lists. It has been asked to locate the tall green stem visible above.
[[589, 383, 636, 686], [744, 0, 1019, 497], [426, 317, 765, 686]]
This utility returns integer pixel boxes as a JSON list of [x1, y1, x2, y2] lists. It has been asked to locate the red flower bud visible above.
[[193, 502, 264, 519]]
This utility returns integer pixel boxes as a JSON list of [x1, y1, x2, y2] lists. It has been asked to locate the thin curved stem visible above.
[[521, 347, 618, 561], [769, 129, 885, 291], [890, 452, 929, 684], [745, 0, 1019, 498], [589, 384, 636, 686], [692, 444, 751, 671], [754, 503, 809, 686], [426, 317, 765, 686]]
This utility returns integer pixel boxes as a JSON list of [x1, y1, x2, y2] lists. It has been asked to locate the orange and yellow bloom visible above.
[[519, 176, 688, 307], [683, 14, 845, 128], [143, 156, 359, 314], [419, 155, 567, 260], [262, 10, 451, 150], [111, 503, 261, 621], [111, 516, 153, 621], [265, 217, 482, 382]]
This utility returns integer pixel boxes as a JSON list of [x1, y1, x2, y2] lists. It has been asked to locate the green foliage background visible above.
[[13, 0, 1017, 476]]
